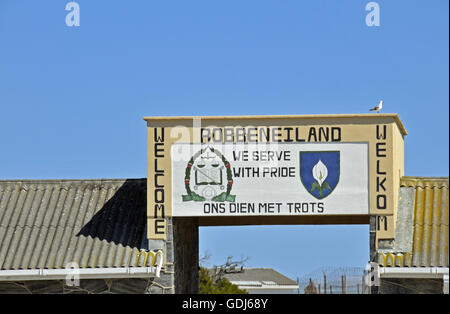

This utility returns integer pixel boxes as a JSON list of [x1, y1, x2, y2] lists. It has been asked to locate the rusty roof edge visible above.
[[401, 176, 449, 180], [400, 176, 449, 188]]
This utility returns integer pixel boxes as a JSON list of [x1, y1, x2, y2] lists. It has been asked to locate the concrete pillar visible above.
[[173, 217, 199, 294], [148, 217, 199, 294], [369, 215, 379, 294]]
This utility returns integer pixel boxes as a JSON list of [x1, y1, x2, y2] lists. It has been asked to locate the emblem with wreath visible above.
[[182, 147, 236, 202]]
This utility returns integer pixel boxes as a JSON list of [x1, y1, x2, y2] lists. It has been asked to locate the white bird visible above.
[[369, 100, 383, 112]]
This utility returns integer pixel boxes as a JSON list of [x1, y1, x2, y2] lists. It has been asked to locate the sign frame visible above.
[[145, 114, 407, 241]]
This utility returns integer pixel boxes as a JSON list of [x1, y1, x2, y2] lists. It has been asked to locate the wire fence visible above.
[[297, 266, 370, 294]]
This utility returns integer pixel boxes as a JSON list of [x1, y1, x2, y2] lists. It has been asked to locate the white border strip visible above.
[[379, 267, 449, 279], [0, 266, 162, 282], [233, 284, 299, 290]]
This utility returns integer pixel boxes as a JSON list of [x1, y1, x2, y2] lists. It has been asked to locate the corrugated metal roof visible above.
[[0, 179, 159, 270], [378, 177, 449, 267], [211, 268, 298, 286]]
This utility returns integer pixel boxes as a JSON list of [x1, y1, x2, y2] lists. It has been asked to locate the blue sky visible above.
[[0, 1, 448, 280]]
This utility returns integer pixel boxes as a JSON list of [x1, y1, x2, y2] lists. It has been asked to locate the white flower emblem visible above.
[[312, 160, 328, 187]]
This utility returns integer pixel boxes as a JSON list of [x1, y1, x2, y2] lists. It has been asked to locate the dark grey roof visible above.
[[0, 179, 154, 270], [212, 268, 298, 286]]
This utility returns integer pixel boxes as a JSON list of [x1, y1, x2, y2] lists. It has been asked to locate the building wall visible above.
[[379, 278, 443, 294], [0, 278, 151, 294]]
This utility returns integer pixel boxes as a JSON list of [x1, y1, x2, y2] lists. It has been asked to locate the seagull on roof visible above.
[[369, 100, 383, 112]]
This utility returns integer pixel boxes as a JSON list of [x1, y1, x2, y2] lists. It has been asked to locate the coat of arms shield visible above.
[[299, 151, 340, 200]]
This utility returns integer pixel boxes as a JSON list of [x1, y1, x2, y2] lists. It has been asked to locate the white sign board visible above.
[[171, 143, 369, 216]]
